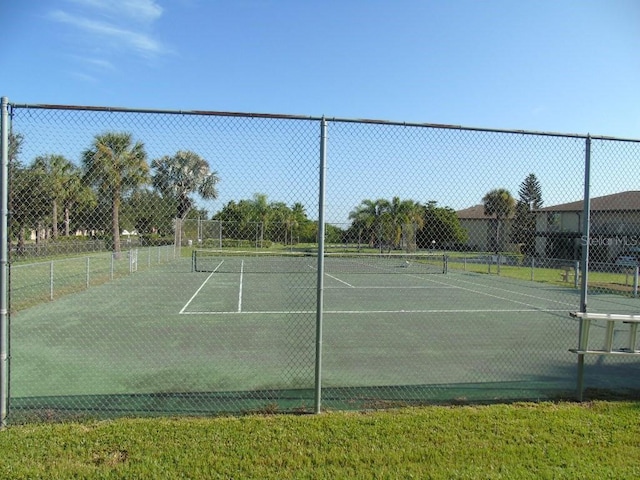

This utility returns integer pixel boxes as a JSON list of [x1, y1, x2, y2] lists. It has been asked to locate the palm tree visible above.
[[348, 199, 389, 250], [151, 150, 219, 220], [386, 197, 424, 250], [61, 172, 96, 237], [482, 188, 516, 253], [82, 132, 149, 256], [7, 133, 29, 254], [290, 202, 307, 245], [31, 154, 80, 239], [268, 202, 298, 245], [250, 193, 271, 247], [151, 150, 219, 248]]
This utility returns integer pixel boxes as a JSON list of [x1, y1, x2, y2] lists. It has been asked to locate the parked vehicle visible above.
[[615, 253, 640, 268]]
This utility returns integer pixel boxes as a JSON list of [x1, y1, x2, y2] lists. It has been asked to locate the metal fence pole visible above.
[[314, 117, 327, 414], [50, 261, 54, 301], [576, 135, 592, 402], [1, 97, 9, 427], [530, 257, 535, 281]]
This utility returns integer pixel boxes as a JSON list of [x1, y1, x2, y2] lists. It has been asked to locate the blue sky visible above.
[[4, 0, 640, 138], [3, 1, 640, 224]]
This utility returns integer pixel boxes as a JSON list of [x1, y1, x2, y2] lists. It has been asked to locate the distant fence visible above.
[[10, 245, 176, 311], [2, 96, 640, 425]]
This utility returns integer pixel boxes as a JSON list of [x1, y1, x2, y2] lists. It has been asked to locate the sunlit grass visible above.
[[1, 401, 639, 479]]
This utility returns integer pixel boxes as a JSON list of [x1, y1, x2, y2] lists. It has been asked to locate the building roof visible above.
[[456, 191, 640, 219], [456, 204, 494, 219], [537, 191, 640, 212]]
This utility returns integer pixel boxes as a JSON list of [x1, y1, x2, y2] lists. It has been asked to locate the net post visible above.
[[1, 97, 9, 427], [314, 117, 327, 414]]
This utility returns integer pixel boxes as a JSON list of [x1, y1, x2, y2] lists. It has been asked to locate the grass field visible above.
[[1, 401, 639, 478]]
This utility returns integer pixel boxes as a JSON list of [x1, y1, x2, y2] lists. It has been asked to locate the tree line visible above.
[[482, 173, 543, 254], [8, 131, 219, 256], [345, 198, 468, 251], [7, 131, 543, 256]]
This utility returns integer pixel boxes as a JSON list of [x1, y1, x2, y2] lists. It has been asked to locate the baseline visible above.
[[180, 307, 568, 315]]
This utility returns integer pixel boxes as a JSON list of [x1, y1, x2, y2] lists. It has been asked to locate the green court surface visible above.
[[8, 254, 640, 418]]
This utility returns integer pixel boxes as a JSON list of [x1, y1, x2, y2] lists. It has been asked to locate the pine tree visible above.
[[512, 174, 543, 255], [518, 173, 543, 210]]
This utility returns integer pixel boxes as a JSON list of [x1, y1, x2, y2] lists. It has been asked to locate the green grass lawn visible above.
[[447, 254, 638, 293], [1, 401, 638, 479]]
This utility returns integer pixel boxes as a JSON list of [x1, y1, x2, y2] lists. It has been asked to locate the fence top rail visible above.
[[7, 101, 640, 143]]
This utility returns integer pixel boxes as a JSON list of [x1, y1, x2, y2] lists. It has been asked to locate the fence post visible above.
[[633, 267, 639, 298], [50, 261, 54, 301], [314, 117, 327, 414], [1, 97, 10, 427], [530, 257, 535, 281], [576, 135, 592, 402]]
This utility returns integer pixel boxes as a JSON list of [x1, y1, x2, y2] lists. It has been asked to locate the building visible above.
[[456, 204, 514, 253], [535, 191, 640, 261]]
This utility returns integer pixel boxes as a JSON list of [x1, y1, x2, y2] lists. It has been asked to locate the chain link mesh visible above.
[[3, 103, 640, 422]]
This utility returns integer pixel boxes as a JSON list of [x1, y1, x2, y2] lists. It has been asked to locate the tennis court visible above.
[[9, 251, 640, 417]]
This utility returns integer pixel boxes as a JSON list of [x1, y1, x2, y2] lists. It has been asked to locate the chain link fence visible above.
[[1, 98, 640, 423]]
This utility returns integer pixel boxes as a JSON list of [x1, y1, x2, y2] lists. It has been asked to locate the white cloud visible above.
[[50, 8, 168, 58], [69, 71, 99, 83], [76, 56, 116, 71], [65, 0, 163, 24], [49, 0, 172, 85]]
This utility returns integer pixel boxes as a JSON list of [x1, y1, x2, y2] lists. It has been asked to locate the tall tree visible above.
[[151, 150, 219, 220], [290, 202, 308, 245], [250, 193, 271, 247], [482, 188, 516, 253], [30, 154, 80, 239], [151, 150, 219, 248], [512, 174, 543, 255], [82, 132, 149, 256], [518, 173, 543, 210], [7, 133, 29, 253], [60, 172, 96, 237], [419, 201, 468, 249], [348, 199, 390, 250], [385, 197, 424, 250]]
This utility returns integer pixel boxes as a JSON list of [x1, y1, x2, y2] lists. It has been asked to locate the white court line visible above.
[[179, 260, 224, 313], [315, 264, 560, 310], [324, 285, 457, 289], [180, 308, 568, 315], [237, 260, 244, 313], [403, 272, 576, 309], [325, 273, 355, 288]]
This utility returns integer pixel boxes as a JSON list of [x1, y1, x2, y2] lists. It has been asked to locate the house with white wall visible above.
[[535, 191, 640, 261]]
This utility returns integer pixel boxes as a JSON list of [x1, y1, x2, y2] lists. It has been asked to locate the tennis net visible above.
[[192, 250, 448, 274]]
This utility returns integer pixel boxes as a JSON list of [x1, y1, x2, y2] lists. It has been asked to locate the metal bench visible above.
[[569, 311, 640, 400]]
